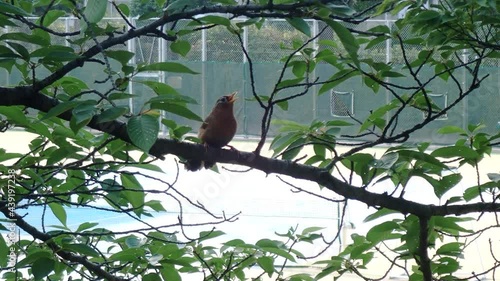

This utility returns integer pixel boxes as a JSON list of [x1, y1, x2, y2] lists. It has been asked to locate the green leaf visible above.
[[140, 81, 196, 103], [274, 99, 288, 111], [318, 69, 359, 94], [42, 50, 81, 62], [170, 40, 191, 57], [436, 242, 463, 257], [0, 32, 49, 46], [105, 50, 135, 65], [277, 77, 305, 88], [301, 226, 324, 234], [257, 256, 275, 276], [76, 222, 99, 232], [83, 0, 107, 23], [150, 102, 202, 122], [325, 19, 359, 67], [127, 114, 159, 152], [365, 35, 389, 50], [0, 45, 20, 59], [398, 150, 447, 169], [291, 61, 307, 77], [0, 106, 29, 126], [199, 230, 225, 242], [262, 247, 296, 262], [0, 234, 8, 265], [431, 146, 479, 159], [313, 144, 326, 158], [286, 18, 311, 36], [200, 15, 231, 26], [145, 200, 166, 212], [463, 182, 497, 201], [414, 10, 441, 22], [0, 15, 17, 28], [380, 70, 406, 78], [41, 101, 79, 121], [0, 2, 32, 16], [371, 152, 398, 169], [256, 238, 281, 248], [7, 41, 30, 61], [72, 102, 97, 124], [223, 239, 246, 247], [326, 120, 353, 127], [364, 208, 400, 222], [38, 10, 65, 27], [120, 173, 145, 216], [63, 244, 99, 257], [435, 257, 460, 275], [126, 236, 143, 248], [0, 151, 23, 163], [359, 101, 399, 132], [270, 132, 301, 156], [117, 3, 130, 17], [0, 58, 16, 72], [315, 263, 341, 280], [160, 264, 181, 281], [32, 257, 55, 280], [435, 174, 462, 198], [138, 62, 199, 74], [97, 107, 129, 123], [366, 221, 400, 243], [143, 273, 162, 281], [433, 216, 472, 234], [48, 203, 67, 226], [281, 137, 305, 160]]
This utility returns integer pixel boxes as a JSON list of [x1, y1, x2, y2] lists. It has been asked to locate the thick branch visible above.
[[2, 89, 500, 217], [418, 216, 432, 281]]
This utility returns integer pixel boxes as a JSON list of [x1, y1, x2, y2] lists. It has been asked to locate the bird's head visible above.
[[216, 92, 237, 108]]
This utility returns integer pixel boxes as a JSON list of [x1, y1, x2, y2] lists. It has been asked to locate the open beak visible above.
[[228, 92, 237, 103]]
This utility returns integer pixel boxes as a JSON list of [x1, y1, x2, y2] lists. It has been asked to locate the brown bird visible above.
[[185, 92, 237, 171]]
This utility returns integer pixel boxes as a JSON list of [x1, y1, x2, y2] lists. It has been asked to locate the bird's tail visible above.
[[203, 161, 215, 169], [184, 159, 203, 171], [184, 160, 216, 171]]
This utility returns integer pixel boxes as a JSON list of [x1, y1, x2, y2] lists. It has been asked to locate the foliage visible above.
[[130, 0, 163, 17], [0, 0, 500, 281]]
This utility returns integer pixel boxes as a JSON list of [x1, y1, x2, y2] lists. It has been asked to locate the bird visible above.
[[184, 92, 237, 171]]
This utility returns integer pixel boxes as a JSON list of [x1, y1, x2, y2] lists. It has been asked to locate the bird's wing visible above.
[[198, 120, 210, 141]]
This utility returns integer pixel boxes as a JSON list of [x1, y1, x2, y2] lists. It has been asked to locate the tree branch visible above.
[[0, 203, 126, 281], [2, 88, 500, 218], [418, 216, 432, 281]]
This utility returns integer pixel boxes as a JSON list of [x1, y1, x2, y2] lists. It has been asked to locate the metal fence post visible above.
[[385, 14, 392, 121], [128, 18, 136, 114], [160, 22, 168, 135], [461, 49, 469, 129], [312, 19, 319, 120], [242, 25, 249, 136], [201, 28, 207, 119]]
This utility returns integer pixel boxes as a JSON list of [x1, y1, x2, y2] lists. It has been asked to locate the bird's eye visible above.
[[218, 97, 228, 103]]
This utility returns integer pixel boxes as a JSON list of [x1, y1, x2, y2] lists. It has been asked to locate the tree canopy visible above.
[[1, 0, 500, 280]]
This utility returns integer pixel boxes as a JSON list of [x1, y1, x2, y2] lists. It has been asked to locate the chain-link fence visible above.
[[2, 17, 499, 145]]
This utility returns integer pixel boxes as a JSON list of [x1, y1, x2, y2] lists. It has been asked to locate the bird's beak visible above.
[[228, 92, 237, 104]]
